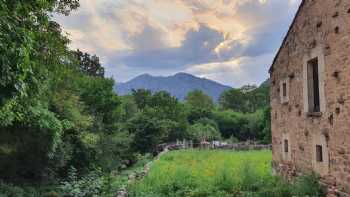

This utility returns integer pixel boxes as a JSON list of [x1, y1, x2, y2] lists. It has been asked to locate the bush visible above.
[[59, 167, 104, 197], [187, 123, 221, 143], [292, 173, 325, 196], [0, 182, 25, 197], [0, 182, 56, 197]]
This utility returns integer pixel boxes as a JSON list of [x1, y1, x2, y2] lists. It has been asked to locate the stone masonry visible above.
[[270, 0, 350, 196]]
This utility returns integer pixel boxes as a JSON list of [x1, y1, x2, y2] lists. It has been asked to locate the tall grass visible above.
[[128, 150, 325, 197]]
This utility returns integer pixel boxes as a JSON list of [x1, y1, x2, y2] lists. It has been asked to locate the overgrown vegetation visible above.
[[129, 150, 325, 197]]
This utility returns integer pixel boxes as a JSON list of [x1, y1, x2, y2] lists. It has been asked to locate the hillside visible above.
[[115, 72, 232, 101]]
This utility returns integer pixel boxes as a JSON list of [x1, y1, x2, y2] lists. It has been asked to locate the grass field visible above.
[[128, 150, 325, 197]]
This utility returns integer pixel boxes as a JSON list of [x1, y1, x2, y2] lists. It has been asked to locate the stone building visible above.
[[270, 0, 350, 195]]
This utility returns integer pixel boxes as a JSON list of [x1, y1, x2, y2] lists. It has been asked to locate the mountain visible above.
[[115, 72, 232, 102]]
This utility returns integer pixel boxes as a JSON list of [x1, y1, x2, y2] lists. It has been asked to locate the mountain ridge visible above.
[[115, 73, 232, 101]]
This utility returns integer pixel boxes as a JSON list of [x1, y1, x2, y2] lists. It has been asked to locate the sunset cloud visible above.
[[55, 0, 301, 87]]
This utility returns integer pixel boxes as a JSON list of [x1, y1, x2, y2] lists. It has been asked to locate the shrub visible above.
[[187, 123, 221, 143], [0, 182, 25, 197], [0, 182, 53, 197], [59, 167, 103, 197], [292, 173, 325, 196]]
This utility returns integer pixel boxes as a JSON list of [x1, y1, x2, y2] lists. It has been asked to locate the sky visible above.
[[55, 0, 302, 87]]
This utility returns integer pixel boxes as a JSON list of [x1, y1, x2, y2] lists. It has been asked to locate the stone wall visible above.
[[270, 0, 350, 196]]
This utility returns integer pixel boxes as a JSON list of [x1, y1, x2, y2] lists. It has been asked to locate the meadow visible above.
[[128, 150, 325, 197]]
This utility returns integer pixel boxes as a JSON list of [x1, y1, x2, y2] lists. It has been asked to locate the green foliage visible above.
[[185, 90, 214, 110], [0, 182, 26, 197], [60, 167, 104, 197], [261, 107, 272, 144], [128, 150, 325, 197], [187, 123, 221, 142], [292, 173, 325, 196], [219, 83, 269, 113], [127, 108, 180, 153], [0, 0, 135, 187], [132, 89, 152, 109], [117, 96, 138, 122], [185, 90, 214, 123], [0, 181, 59, 197], [127, 90, 188, 153], [96, 131, 134, 171], [212, 109, 269, 142], [74, 49, 105, 77]]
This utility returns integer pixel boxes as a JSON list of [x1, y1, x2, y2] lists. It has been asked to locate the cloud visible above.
[[56, 0, 302, 86], [186, 53, 274, 87], [119, 24, 223, 69]]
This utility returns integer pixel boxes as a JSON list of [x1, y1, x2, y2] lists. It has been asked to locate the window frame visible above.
[[303, 46, 325, 115], [280, 79, 289, 104], [316, 145, 323, 162], [307, 57, 321, 113], [284, 139, 289, 153]]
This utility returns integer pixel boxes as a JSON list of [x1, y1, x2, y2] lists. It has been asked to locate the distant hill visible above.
[[115, 73, 232, 102]]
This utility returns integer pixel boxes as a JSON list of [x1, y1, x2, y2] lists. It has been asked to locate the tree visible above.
[[185, 90, 214, 110], [219, 89, 246, 112], [74, 49, 105, 77], [212, 110, 242, 139], [117, 96, 139, 122], [0, 1, 78, 107], [78, 76, 120, 131], [0, 1, 135, 183], [219, 83, 270, 113], [187, 123, 221, 143], [127, 108, 170, 153], [261, 107, 271, 144], [127, 91, 188, 152], [0, 0, 81, 181], [185, 90, 214, 123], [131, 89, 152, 109]]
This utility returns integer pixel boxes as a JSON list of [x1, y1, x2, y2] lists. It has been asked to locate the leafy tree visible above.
[[195, 118, 219, 131], [219, 83, 270, 113], [0, 0, 81, 181], [261, 107, 272, 144], [127, 108, 170, 153], [212, 110, 243, 139], [185, 90, 214, 123], [96, 131, 134, 171], [0, 0, 78, 107], [127, 91, 188, 152], [187, 123, 221, 143], [77, 76, 120, 132], [131, 89, 152, 109], [74, 49, 105, 77], [185, 90, 214, 110], [219, 89, 246, 112], [117, 96, 139, 122], [0, 0, 134, 183]]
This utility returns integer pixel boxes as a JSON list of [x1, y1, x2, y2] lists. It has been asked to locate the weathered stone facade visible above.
[[270, 0, 350, 196]]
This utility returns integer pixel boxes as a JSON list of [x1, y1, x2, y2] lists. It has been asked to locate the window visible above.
[[282, 133, 291, 161], [280, 79, 289, 104], [284, 139, 289, 153], [307, 58, 320, 112], [282, 83, 287, 97], [316, 145, 323, 162]]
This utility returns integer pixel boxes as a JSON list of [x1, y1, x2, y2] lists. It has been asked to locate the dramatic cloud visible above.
[[55, 0, 302, 87]]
